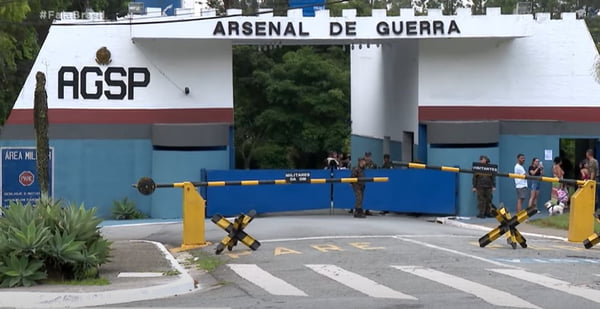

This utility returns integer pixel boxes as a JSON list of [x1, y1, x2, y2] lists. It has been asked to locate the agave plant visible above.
[[0, 201, 41, 233], [59, 203, 103, 242], [0, 197, 112, 287], [111, 197, 146, 220], [4, 223, 51, 259], [43, 232, 85, 272], [0, 254, 47, 288]]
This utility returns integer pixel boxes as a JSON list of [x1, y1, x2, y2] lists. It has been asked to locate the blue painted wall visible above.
[[0, 133, 579, 219], [390, 140, 402, 161], [149, 148, 230, 218], [418, 124, 427, 162], [427, 145, 500, 217], [0, 139, 152, 218], [497, 135, 559, 213], [351, 134, 383, 166], [0, 139, 231, 219]]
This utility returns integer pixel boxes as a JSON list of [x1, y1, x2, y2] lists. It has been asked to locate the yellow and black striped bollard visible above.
[[583, 212, 600, 249], [211, 210, 260, 255], [478, 204, 537, 249]]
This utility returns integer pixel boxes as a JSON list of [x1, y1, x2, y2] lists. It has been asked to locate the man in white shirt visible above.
[[514, 153, 528, 212]]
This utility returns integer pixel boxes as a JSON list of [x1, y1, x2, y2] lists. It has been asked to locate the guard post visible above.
[[397, 161, 595, 244], [134, 175, 389, 252]]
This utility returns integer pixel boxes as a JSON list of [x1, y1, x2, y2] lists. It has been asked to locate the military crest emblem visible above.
[[95, 47, 112, 65]]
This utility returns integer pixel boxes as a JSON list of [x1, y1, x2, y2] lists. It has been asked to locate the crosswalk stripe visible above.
[[227, 264, 307, 296], [305, 264, 417, 300], [392, 266, 540, 309], [490, 268, 600, 303]]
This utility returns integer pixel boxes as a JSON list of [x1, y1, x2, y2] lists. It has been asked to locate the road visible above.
[[98, 212, 600, 309]]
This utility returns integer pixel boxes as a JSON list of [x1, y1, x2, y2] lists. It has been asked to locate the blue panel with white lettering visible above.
[[1, 147, 54, 206]]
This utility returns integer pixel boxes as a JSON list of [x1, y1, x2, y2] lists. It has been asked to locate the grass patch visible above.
[[45, 278, 110, 286], [163, 270, 181, 276], [528, 213, 600, 232], [189, 250, 227, 272]]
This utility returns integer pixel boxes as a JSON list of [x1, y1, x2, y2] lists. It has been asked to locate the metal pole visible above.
[[329, 164, 335, 215]]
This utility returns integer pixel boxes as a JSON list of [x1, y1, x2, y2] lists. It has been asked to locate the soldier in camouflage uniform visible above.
[[381, 154, 393, 169], [362, 152, 377, 215], [472, 155, 496, 218], [364, 152, 378, 169], [351, 158, 367, 218]]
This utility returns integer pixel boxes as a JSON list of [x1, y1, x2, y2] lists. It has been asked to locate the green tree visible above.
[[469, 0, 485, 14], [257, 46, 350, 168], [420, 0, 462, 15], [485, 0, 517, 14], [385, 0, 414, 16], [328, 0, 373, 16], [0, 0, 37, 125], [232, 45, 277, 169]]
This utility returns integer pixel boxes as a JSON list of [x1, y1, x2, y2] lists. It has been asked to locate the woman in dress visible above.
[[551, 156, 565, 204]]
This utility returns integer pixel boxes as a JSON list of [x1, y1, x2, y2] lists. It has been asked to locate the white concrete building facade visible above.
[[2, 6, 599, 217]]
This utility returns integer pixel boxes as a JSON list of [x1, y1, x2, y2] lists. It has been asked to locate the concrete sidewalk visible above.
[[0, 239, 199, 309]]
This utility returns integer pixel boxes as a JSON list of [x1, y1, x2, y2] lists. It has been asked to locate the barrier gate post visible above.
[[175, 182, 208, 251], [568, 180, 596, 242]]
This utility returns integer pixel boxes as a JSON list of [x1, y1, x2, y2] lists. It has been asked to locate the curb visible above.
[[437, 217, 569, 242], [0, 240, 197, 308]]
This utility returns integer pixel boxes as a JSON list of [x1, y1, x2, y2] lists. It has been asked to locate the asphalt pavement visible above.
[[0, 212, 573, 309]]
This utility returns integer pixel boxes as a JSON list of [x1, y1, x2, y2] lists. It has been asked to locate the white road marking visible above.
[[117, 272, 164, 278], [260, 234, 473, 243], [227, 264, 307, 296], [490, 268, 600, 304], [392, 266, 540, 309], [306, 264, 417, 300], [393, 235, 522, 269]]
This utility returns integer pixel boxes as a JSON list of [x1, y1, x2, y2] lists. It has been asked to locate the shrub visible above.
[[111, 197, 146, 220], [0, 197, 112, 287]]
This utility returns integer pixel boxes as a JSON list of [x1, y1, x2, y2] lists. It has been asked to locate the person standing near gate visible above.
[[381, 154, 393, 169], [351, 157, 367, 218], [364, 152, 378, 169], [514, 153, 528, 213], [472, 155, 495, 218], [528, 157, 543, 210], [586, 149, 599, 210]]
